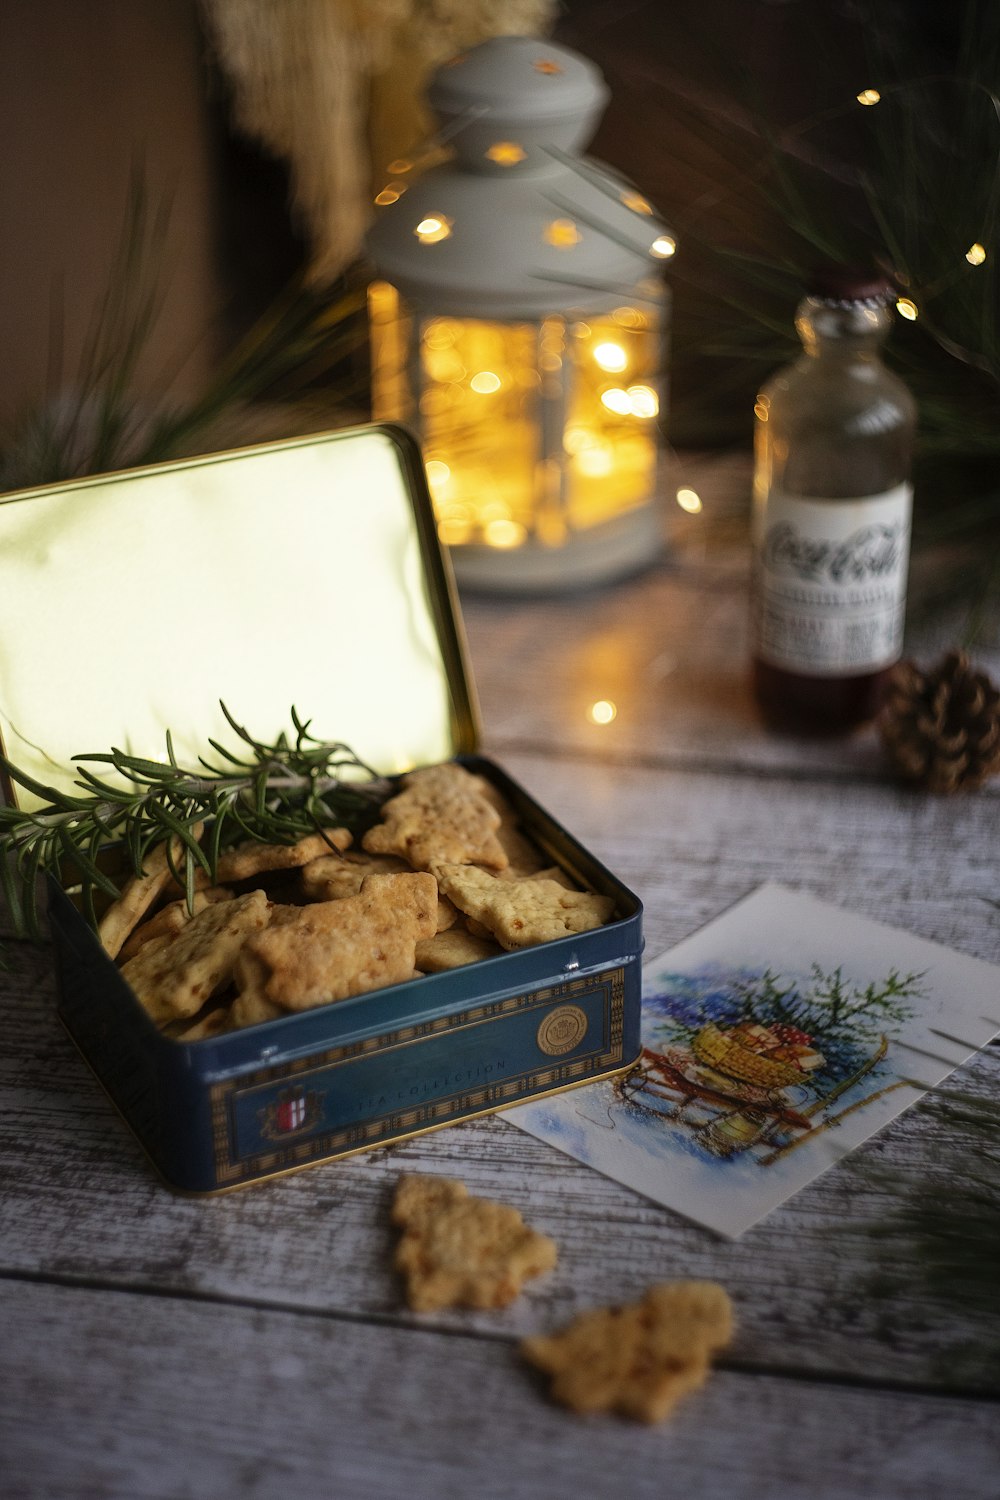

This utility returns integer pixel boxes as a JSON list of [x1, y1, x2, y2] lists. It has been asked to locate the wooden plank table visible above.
[[2, 459, 998, 1499]]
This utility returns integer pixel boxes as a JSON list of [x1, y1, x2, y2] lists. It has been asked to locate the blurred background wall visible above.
[[0, 0, 222, 413]]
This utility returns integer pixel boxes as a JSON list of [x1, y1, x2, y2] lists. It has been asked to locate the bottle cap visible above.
[[805, 266, 896, 305]]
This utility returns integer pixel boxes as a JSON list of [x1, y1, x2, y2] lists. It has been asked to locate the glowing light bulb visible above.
[[544, 219, 581, 248], [676, 488, 702, 514], [424, 347, 466, 382], [485, 142, 526, 165], [470, 371, 502, 394], [627, 384, 658, 418], [563, 426, 595, 454], [484, 518, 526, 549], [857, 88, 881, 106], [600, 388, 633, 416], [425, 460, 451, 487], [650, 235, 676, 258], [534, 59, 562, 74], [424, 320, 459, 349], [588, 700, 618, 725], [896, 297, 918, 321], [593, 341, 628, 373], [374, 183, 405, 206], [575, 446, 613, 478], [966, 242, 987, 265], [438, 516, 473, 545], [415, 215, 452, 243]]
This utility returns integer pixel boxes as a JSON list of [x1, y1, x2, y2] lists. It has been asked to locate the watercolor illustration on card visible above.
[[508, 883, 1000, 1238], [617, 957, 922, 1168]]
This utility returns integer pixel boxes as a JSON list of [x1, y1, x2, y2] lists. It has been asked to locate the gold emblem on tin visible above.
[[537, 1005, 588, 1056]]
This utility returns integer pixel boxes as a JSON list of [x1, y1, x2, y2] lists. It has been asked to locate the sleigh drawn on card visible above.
[[616, 1019, 905, 1165]]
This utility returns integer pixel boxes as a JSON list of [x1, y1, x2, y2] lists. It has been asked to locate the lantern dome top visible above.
[[425, 35, 608, 170], [366, 35, 673, 319], [428, 35, 609, 130]]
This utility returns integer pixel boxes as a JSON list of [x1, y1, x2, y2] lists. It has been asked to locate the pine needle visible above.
[[0, 706, 390, 942]]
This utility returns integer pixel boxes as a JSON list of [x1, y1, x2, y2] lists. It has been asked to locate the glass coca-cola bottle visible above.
[[750, 269, 917, 732]]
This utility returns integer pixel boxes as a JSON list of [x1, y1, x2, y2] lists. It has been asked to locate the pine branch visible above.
[[0, 705, 390, 942]]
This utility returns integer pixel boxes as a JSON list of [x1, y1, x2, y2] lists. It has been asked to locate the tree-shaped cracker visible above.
[[522, 1281, 733, 1423], [391, 1174, 557, 1312]]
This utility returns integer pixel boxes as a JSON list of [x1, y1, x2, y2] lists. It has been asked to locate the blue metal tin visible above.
[[49, 755, 642, 1193], [2, 424, 643, 1193]]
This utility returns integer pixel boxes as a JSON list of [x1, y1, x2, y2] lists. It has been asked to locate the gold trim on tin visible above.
[[177, 1058, 640, 1198], [211, 967, 627, 1187]]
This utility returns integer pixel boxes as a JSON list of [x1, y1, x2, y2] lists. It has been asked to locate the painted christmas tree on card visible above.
[[508, 884, 1000, 1237]]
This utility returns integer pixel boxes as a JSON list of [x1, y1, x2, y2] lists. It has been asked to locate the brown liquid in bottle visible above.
[[752, 659, 892, 734], [751, 271, 916, 735]]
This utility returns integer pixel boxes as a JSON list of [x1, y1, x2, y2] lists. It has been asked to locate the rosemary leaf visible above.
[[0, 707, 389, 943], [0, 849, 25, 936], [0, 753, 83, 811]]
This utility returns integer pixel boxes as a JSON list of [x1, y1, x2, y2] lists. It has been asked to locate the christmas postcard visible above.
[[507, 882, 1000, 1238]]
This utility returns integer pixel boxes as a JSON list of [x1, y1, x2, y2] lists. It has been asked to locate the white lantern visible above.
[[367, 35, 673, 592]]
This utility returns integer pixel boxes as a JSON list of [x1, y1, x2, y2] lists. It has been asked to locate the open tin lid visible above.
[[0, 424, 479, 811]]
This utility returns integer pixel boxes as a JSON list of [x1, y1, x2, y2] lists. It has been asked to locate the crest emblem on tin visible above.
[[259, 1084, 325, 1140], [536, 1004, 588, 1056]]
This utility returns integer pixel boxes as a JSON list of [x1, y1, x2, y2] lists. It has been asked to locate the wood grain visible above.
[[4, 1279, 998, 1500], [1, 905, 996, 1393], [2, 498, 998, 1498], [460, 485, 1000, 786]]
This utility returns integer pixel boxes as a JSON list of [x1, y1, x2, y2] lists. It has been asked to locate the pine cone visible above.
[[879, 651, 1000, 793]]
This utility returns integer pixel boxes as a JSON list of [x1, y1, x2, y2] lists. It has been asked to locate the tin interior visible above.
[[0, 425, 478, 810]]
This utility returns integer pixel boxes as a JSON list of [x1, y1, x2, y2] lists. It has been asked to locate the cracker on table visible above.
[[300, 849, 409, 902], [363, 764, 508, 872], [521, 1281, 733, 1423], [435, 864, 614, 949], [120, 889, 271, 1025], [98, 829, 203, 959], [234, 872, 437, 1012], [415, 926, 503, 972], [391, 1173, 557, 1312], [118, 887, 233, 963]]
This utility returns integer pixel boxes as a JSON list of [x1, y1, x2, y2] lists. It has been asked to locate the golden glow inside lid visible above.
[[0, 425, 477, 810]]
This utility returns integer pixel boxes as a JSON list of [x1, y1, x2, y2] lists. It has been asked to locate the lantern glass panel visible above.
[[564, 309, 659, 531], [370, 280, 662, 557]]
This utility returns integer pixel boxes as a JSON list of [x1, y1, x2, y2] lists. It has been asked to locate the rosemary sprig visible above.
[[0, 705, 390, 941]]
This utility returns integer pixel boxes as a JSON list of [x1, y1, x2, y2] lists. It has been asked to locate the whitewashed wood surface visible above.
[[2, 478, 998, 1500]]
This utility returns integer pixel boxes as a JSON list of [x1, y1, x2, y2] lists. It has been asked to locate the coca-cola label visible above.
[[752, 485, 912, 675]]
